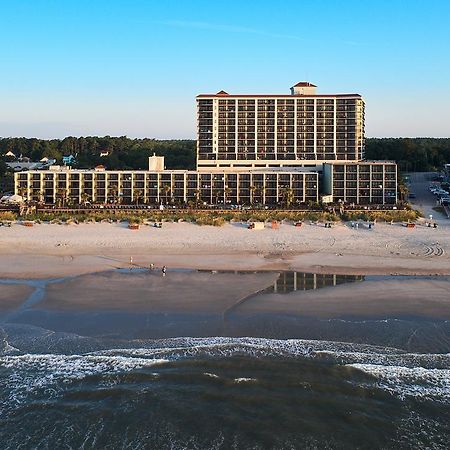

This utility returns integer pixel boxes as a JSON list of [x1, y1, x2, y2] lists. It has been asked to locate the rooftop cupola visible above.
[[290, 82, 317, 96]]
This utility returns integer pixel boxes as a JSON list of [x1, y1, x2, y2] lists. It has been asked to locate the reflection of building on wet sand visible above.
[[200, 270, 364, 294], [270, 272, 364, 293]]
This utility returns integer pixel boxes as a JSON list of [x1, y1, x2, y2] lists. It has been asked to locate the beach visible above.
[[1, 218, 449, 348], [2, 218, 450, 344], [1, 219, 450, 448], [0, 219, 449, 278]]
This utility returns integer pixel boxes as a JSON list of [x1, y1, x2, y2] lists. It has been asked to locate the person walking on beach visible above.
[[149, 263, 154, 271], [162, 265, 167, 277], [129, 256, 133, 270]]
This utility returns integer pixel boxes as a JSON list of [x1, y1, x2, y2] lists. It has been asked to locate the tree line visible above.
[[0, 136, 196, 171], [1, 136, 449, 173], [365, 138, 450, 172]]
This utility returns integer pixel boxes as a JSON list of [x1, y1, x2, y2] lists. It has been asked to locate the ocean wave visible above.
[[0, 339, 19, 356], [0, 328, 20, 356], [93, 336, 401, 357], [203, 372, 220, 379], [0, 354, 168, 406], [1, 337, 449, 406], [234, 377, 257, 383], [92, 336, 450, 369], [348, 363, 450, 403], [82, 337, 450, 404]]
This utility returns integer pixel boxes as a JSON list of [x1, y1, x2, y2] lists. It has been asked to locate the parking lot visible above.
[[407, 172, 449, 222]]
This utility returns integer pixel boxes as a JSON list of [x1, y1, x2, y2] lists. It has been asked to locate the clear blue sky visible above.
[[1, 0, 449, 139]]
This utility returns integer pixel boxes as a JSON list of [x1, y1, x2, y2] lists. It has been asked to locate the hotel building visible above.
[[197, 82, 364, 169], [323, 161, 397, 204], [14, 164, 319, 206], [15, 82, 397, 206]]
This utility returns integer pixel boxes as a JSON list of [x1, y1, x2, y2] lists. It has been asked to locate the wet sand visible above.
[[2, 270, 449, 351], [0, 285, 34, 311], [237, 277, 450, 320], [39, 271, 279, 313], [28, 271, 450, 321]]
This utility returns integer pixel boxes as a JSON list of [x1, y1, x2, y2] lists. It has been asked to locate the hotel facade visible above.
[[14, 166, 319, 206], [15, 83, 397, 206], [197, 82, 364, 169]]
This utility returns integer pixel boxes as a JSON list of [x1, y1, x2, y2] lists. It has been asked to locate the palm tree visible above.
[[194, 189, 202, 207], [55, 188, 67, 208], [398, 177, 409, 202], [224, 186, 232, 204], [81, 192, 91, 206], [18, 187, 28, 202], [281, 187, 294, 208], [163, 184, 171, 205], [109, 185, 119, 203], [213, 190, 220, 205], [250, 185, 261, 206], [133, 189, 143, 206]]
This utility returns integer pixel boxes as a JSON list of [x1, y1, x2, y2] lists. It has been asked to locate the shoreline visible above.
[[1, 270, 449, 348]]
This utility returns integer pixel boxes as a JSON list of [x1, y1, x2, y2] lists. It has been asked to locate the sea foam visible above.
[[1, 337, 449, 406], [348, 363, 450, 403]]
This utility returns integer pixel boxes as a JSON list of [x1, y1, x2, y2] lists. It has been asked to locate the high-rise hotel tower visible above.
[[197, 82, 365, 170]]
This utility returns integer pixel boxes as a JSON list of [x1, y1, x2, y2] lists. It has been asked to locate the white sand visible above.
[[0, 220, 449, 278]]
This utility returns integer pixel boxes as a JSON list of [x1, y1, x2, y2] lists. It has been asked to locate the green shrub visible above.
[[194, 215, 225, 226], [342, 210, 418, 222], [16, 206, 420, 226], [0, 211, 16, 221], [128, 216, 144, 225]]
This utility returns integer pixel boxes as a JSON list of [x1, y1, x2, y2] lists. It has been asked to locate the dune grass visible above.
[[2, 207, 420, 225]]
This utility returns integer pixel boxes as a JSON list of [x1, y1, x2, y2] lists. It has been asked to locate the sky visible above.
[[0, 0, 449, 139]]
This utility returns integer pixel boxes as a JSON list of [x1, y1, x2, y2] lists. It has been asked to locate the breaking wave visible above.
[[1, 336, 449, 405]]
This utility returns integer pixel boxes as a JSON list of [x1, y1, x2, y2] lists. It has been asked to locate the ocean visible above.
[[0, 271, 449, 449]]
